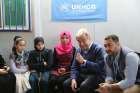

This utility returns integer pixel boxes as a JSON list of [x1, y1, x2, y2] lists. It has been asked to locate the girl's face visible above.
[[60, 35, 70, 45], [35, 42, 45, 51], [15, 40, 26, 53]]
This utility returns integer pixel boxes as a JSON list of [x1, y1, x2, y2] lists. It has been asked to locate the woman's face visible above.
[[15, 40, 26, 53], [60, 35, 70, 45]]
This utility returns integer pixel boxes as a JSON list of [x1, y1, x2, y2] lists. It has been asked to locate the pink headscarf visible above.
[[55, 31, 73, 55]]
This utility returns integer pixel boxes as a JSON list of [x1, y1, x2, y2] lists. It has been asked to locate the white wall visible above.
[[94, 0, 140, 51], [0, 0, 140, 63], [38, 0, 140, 51]]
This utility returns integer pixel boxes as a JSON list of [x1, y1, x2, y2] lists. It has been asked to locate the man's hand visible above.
[[71, 79, 77, 92], [0, 69, 8, 75], [76, 53, 85, 64], [98, 83, 111, 93]]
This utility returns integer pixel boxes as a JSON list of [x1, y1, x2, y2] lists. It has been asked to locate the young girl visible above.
[[0, 53, 16, 93], [9, 38, 31, 93], [48, 31, 75, 93], [28, 37, 53, 93]]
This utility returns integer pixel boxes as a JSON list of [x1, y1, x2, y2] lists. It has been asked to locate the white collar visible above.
[[88, 42, 93, 49]]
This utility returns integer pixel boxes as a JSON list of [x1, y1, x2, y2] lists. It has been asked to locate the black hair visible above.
[[105, 34, 119, 43], [34, 37, 45, 51]]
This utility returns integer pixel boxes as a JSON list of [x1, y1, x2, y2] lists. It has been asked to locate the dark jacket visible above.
[[0, 54, 5, 68], [27, 48, 53, 72]]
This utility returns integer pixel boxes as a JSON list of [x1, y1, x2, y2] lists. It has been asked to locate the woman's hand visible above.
[[58, 68, 66, 75], [0, 69, 8, 74]]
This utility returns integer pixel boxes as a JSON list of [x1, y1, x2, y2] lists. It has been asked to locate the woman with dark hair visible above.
[[28, 37, 53, 93], [48, 31, 75, 93], [0, 53, 16, 93]]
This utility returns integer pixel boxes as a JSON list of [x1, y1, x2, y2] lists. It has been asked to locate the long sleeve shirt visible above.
[[105, 52, 140, 89], [9, 51, 29, 74], [71, 43, 106, 80], [10, 59, 28, 74]]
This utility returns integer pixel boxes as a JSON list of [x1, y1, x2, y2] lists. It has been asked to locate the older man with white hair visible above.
[[64, 28, 106, 93]]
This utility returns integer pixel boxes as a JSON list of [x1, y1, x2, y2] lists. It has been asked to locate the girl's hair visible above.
[[12, 36, 23, 52], [34, 37, 44, 46], [13, 36, 22, 42]]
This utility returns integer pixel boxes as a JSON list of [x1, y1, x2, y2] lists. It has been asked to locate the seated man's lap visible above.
[[63, 75, 104, 93], [110, 90, 123, 93], [123, 85, 140, 93], [110, 85, 140, 93], [80, 75, 100, 89]]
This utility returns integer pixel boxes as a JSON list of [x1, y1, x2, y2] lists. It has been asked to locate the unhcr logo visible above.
[[71, 4, 96, 10], [60, 4, 70, 12], [60, 3, 96, 13]]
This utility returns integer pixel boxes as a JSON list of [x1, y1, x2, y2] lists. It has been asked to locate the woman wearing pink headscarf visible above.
[[48, 31, 76, 93]]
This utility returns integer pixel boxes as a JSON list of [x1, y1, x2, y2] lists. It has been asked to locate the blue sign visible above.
[[52, 0, 107, 22]]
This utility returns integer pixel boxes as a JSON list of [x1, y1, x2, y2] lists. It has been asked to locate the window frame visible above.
[[0, 0, 31, 32]]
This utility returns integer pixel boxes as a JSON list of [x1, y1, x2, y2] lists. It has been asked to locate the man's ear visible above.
[[85, 34, 90, 40]]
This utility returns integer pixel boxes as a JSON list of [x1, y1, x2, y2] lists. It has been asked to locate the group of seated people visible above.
[[0, 28, 140, 93]]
